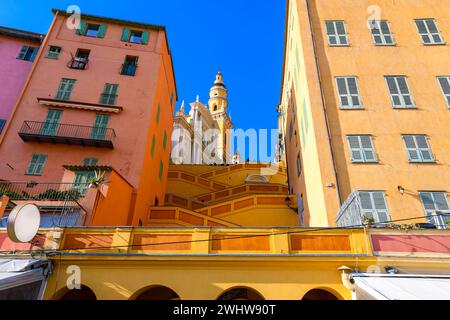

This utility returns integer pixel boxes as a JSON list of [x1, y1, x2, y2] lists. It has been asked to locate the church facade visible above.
[[171, 72, 234, 165]]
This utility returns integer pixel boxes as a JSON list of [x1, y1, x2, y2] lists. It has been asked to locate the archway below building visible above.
[[133, 285, 180, 300], [301, 289, 340, 301], [217, 287, 265, 300], [59, 285, 97, 300]]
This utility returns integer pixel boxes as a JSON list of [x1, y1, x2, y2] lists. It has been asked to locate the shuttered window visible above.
[[26, 154, 48, 176], [156, 104, 161, 125], [415, 19, 444, 44], [296, 152, 302, 177], [159, 161, 164, 181], [76, 22, 107, 38], [336, 77, 362, 108], [369, 20, 395, 45], [100, 83, 119, 105], [17, 45, 38, 62], [402, 135, 434, 163], [0, 119, 5, 134], [347, 135, 377, 163], [40, 109, 63, 135], [121, 28, 149, 45], [325, 21, 349, 46], [46, 46, 61, 59], [83, 158, 98, 166], [419, 192, 450, 229], [91, 114, 110, 140], [151, 135, 156, 158], [437, 76, 450, 108], [358, 191, 390, 224], [163, 131, 168, 151], [385, 76, 414, 108], [56, 78, 76, 101]]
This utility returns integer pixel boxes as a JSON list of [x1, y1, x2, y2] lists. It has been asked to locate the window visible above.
[[358, 191, 390, 224], [159, 161, 164, 181], [437, 76, 450, 108], [121, 56, 138, 76], [369, 20, 395, 45], [336, 77, 362, 108], [70, 49, 90, 70], [0, 119, 6, 134], [289, 121, 293, 141], [415, 19, 444, 44], [402, 135, 434, 163], [100, 83, 119, 105], [121, 28, 149, 45], [170, 92, 175, 107], [347, 135, 377, 163], [40, 109, 63, 136], [419, 192, 450, 229], [83, 158, 98, 166], [163, 131, 168, 150], [325, 21, 348, 46], [56, 78, 76, 101], [91, 114, 110, 140], [76, 22, 107, 38], [26, 154, 48, 176], [17, 45, 38, 62], [156, 104, 161, 124], [385, 76, 414, 108], [296, 152, 302, 177], [46, 46, 61, 59], [151, 135, 156, 158]]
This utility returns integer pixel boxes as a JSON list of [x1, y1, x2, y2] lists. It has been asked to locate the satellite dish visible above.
[[7, 204, 41, 243]]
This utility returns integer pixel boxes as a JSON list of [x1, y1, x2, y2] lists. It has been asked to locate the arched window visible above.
[[302, 289, 340, 300], [213, 105, 218, 111], [132, 285, 180, 300], [59, 285, 97, 300], [218, 287, 264, 300]]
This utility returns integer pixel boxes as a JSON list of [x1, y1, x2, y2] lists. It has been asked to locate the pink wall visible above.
[[0, 13, 176, 192], [0, 35, 40, 120], [371, 234, 450, 254]]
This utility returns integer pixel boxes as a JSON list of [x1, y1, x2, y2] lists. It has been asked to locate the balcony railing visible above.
[[18, 121, 116, 148], [68, 56, 89, 70], [0, 182, 88, 202], [0, 182, 88, 228]]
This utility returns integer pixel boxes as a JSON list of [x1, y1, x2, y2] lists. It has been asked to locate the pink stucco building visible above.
[[0, 9, 177, 226], [0, 26, 43, 133]]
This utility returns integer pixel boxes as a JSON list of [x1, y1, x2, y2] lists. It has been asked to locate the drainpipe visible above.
[[305, 0, 342, 207]]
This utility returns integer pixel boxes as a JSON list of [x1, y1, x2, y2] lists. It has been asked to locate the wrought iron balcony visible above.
[[0, 182, 88, 228], [18, 121, 115, 148]]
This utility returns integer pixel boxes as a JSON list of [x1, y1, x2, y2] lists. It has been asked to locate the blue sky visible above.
[[0, 0, 286, 161]]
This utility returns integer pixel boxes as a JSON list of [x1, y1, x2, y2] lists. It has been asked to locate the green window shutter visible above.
[[121, 28, 130, 42], [151, 135, 156, 158], [156, 104, 161, 124], [76, 21, 87, 35], [17, 45, 29, 59], [159, 161, 164, 181], [97, 25, 107, 38], [83, 158, 98, 166], [40, 109, 63, 135], [163, 131, 168, 150], [27, 154, 47, 175], [101, 84, 118, 105], [56, 79, 76, 100], [91, 114, 110, 140], [142, 31, 149, 44]]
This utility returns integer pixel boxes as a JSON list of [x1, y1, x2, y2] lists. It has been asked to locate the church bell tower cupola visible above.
[[208, 71, 228, 114]]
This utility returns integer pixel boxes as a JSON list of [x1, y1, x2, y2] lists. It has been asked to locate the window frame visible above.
[[358, 190, 390, 225], [46, 46, 61, 59], [335, 76, 363, 109], [385, 76, 415, 108], [26, 154, 48, 176], [419, 191, 450, 229], [437, 76, 450, 108], [347, 135, 378, 163], [414, 19, 445, 45], [369, 20, 395, 45], [85, 23, 101, 38], [402, 134, 435, 163], [325, 20, 349, 46], [56, 78, 76, 101]]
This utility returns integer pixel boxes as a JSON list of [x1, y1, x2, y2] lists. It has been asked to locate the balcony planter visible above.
[[87, 171, 106, 189]]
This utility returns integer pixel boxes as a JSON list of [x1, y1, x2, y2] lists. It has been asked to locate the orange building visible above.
[[0, 9, 177, 226], [279, 0, 450, 228]]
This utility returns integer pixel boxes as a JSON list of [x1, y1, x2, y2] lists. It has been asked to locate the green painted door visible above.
[[91, 114, 110, 140], [40, 109, 62, 135]]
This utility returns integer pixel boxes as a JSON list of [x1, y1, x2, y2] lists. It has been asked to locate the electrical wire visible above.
[[0, 213, 446, 256]]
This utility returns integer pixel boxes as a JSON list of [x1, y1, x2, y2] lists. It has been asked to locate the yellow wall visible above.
[[282, 0, 450, 226]]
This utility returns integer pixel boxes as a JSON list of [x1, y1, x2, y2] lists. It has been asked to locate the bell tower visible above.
[[208, 71, 233, 164]]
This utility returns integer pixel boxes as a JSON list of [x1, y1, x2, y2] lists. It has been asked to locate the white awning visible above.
[[352, 273, 450, 300], [0, 259, 50, 299]]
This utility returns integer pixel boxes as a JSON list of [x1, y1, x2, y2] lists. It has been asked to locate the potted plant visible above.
[[87, 170, 106, 189], [362, 216, 375, 227]]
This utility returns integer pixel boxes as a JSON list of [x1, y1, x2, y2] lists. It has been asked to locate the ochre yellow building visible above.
[[279, 0, 450, 227]]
